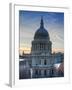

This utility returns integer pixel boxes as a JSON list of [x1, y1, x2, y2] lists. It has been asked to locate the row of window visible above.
[[35, 59, 47, 65], [35, 69, 54, 76], [35, 70, 46, 75], [32, 43, 50, 50]]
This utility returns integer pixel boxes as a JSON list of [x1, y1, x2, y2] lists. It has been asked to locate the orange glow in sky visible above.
[[20, 47, 31, 54], [52, 48, 64, 53], [19, 47, 64, 54]]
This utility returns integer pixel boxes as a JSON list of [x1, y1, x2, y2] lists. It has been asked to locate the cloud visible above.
[[19, 11, 64, 53]]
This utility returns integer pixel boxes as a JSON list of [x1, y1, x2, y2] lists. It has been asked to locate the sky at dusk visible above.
[[19, 10, 64, 54]]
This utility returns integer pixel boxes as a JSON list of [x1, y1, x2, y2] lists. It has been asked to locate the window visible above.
[[40, 43, 41, 50], [52, 69, 54, 75], [39, 60, 41, 65], [44, 70, 46, 76], [39, 70, 41, 75], [44, 59, 47, 65], [35, 70, 38, 75], [42, 44, 43, 49]]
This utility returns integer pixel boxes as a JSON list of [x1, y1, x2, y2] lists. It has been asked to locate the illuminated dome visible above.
[[34, 17, 50, 40]]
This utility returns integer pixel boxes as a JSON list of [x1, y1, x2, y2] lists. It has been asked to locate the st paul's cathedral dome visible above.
[[34, 17, 50, 40], [31, 17, 52, 54]]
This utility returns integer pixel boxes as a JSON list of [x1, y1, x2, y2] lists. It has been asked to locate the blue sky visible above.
[[19, 10, 64, 53]]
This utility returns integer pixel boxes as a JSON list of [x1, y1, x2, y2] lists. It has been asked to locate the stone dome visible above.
[[34, 17, 50, 40]]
